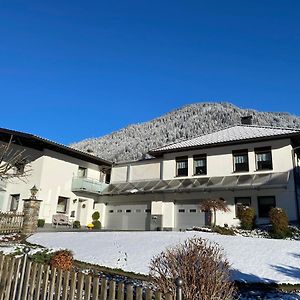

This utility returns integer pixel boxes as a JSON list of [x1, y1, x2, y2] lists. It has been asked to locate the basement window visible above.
[[117, 209, 122, 213], [125, 209, 132, 213], [178, 209, 185, 213], [109, 210, 114, 213], [189, 209, 197, 213]]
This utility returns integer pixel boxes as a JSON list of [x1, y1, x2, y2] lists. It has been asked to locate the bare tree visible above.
[[0, 135, 31, 181], [149, 237, 235, 300], [199, 198, 230, 227]]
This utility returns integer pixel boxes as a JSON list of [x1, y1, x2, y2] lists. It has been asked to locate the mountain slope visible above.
[[70, 102, 300, 162]]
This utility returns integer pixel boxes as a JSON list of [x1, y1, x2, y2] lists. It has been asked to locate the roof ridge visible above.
[[234, 124, 300, 131]]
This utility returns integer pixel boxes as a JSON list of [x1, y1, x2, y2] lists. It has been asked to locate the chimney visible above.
[[241, 116, 253, 125]]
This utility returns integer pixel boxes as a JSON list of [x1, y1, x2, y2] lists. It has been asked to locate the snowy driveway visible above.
[[28, 231, 300, 284]]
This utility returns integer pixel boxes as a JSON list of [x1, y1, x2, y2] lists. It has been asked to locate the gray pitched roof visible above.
[[150, 125, 300, 154]]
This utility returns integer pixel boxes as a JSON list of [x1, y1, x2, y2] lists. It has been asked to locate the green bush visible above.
[[238, 207, 256, 230], [92, 211, 100, 221], [73, 220, 81, 229], [92, 220, 101, 229], [269, 207, 292, 239], [213, 226, 235, 235], [29, 250, 52, 264], [37, 219, 45, 228]]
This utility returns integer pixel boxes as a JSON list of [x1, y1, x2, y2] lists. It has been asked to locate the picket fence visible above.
[[0, 253, 175, 300], [0, 212, 24, 234]]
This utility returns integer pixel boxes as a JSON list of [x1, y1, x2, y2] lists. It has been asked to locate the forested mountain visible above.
[[71, 102, 300, 162]]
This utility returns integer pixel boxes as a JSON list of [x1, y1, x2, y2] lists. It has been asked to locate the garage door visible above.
[[175, 203, 207, 231], [105, 203, 151, 230]]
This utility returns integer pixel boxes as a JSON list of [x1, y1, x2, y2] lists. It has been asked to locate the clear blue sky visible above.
[[1, 1, 300, 144]]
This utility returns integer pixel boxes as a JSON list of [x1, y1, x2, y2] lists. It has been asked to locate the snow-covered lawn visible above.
[[28, 231, 300, 284]]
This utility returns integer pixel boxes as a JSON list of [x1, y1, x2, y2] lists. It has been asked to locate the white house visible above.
[[0, 128, 112, 226], [1, 120, 300, 231], [98, 119, 300, 231]]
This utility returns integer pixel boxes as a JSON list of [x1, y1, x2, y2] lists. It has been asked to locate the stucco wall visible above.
[[1, 143, 108, 225]]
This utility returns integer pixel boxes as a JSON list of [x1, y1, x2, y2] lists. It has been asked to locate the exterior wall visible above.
[[100, 181, 297, 229], [104, 137, 297, 230], [111, 166, 128, 183], [162, 138, 294, 179], [1, 143, 108, 226], [111, 159, 161, 183]]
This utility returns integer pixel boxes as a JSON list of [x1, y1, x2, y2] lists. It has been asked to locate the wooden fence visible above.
[[0, 212, 24, 234], [0, 253, 174, 300]]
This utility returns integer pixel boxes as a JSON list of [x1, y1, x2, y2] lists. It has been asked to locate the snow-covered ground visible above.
[[28, 231, 300, 284]]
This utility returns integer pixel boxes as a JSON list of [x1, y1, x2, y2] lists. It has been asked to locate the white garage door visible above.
[[105, 203, 151, 230], [175, 203, 207, 231]]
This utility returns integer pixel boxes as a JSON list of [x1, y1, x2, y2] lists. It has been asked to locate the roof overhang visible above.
[[150, 133, 300, 157], [100, 172, 290, 196], [0, 128, 112, 166]]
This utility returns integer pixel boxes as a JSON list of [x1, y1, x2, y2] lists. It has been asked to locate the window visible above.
[[57, 196, 68, 213], [193, 155, 207, 175], [70, 210, 75, 218], [10, 194, 20, 211], [109, 210, 114, 213], [258, 196, 276, 218], [255, 147, 273, 170], [189, 209, 197, 213], [135, 209, 141, 213], [145, 209, 151, 213], [176, 157, 188, 177], [125, 209, 131, 213], [117, 209, 122, 213], [233, 150, 249, 172], [105, 172, 111, 184], [235, 197, 251, 217], [178, 209, 185, 213], [78, 167, 87, 178]]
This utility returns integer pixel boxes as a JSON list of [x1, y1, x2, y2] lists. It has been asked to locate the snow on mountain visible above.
[[70, 102, 300, 162]]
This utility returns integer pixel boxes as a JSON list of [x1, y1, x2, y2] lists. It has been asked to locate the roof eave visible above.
[[149, 132, 300, 157]]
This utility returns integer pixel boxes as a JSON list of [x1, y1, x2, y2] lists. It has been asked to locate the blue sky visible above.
[[1, 1, 300, 144]]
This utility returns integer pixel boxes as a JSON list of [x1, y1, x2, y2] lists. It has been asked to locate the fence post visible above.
[[16, 246, 30, 300], [175, 277, 183, 300]]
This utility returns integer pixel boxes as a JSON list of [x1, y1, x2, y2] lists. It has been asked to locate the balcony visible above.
[[72, 177, 109, 194]]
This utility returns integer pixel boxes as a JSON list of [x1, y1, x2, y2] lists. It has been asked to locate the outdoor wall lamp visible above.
[[30, 185, 39, 199]]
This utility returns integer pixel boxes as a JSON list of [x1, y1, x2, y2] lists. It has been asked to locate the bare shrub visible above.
[[149, 237, 235, 300]]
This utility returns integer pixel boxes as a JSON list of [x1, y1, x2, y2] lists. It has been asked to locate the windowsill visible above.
[[175, 175, 189, 178], [232, 170, 249, 174], [193, 174, 207, 177], [255, 169, 273, 172]]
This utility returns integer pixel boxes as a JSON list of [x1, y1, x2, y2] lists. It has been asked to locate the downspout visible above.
[[292, 145, 300, 225]]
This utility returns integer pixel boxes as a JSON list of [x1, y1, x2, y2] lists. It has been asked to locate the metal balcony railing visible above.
[[72, 177, 108, 194]]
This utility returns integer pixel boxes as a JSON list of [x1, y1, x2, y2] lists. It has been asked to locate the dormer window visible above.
[[176, 157, 188, 177], [255, 147, 273, 170], [233, 150, 249, 172]]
